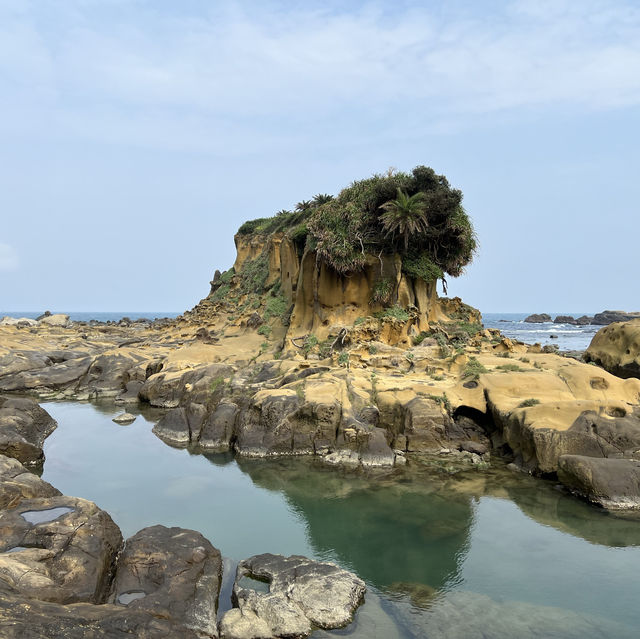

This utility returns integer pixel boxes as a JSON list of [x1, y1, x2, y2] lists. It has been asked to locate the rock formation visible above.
[[585, 319, 640, 379]]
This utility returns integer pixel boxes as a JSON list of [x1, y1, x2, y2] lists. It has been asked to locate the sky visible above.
[[1, 0, 639, 314]]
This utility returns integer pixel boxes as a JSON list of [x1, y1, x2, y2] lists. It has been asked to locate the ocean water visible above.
[[482, 312, 599, 352], [40, 401, 640, 639]]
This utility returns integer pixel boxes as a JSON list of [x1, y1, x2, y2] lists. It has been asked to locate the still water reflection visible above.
[[41, 401, 640, 639]]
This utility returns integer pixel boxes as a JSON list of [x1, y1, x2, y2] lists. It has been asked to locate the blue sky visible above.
[[1, 0, 639, 313]]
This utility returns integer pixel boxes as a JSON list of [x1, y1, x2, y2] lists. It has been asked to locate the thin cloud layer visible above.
[[1, 0, 639, 152], [0, 243, 19, 272]]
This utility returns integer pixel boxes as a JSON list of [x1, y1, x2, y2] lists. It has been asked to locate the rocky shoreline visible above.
[[2, 217, 640, 635], [0, 397, 366, 638]]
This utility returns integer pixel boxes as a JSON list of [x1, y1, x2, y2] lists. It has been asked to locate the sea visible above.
[[1, 310, 598, 352]]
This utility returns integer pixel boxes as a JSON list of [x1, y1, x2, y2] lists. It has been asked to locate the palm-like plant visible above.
[[295, 200, 313, 212], [312, 193, 334, 206], [379, 188, 428, 252]]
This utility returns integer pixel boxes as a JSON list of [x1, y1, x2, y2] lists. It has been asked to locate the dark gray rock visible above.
[[524, 313, 552, 323], [0, 396, 57, 466], [554, 315, 577, 324], [110, 525, 222, 638], [575, 315, 593, 325], [592, 310, 640, 325], [152, 403, 207, 446], [198, 401, 237, 451], [0, 593, 202, 638], [0, 496, 123, 604], [558, 455, 640, 509], [219, 554, 365, 639]]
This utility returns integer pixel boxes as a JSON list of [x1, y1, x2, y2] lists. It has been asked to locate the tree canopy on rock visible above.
[[237, 166, 477, 282]]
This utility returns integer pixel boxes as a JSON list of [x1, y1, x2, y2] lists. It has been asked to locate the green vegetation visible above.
[[463, 357, 488, 380], [368, 344, 378, 355], [428, 393, 452, 413], [209, 376, 226, 393], [377, 305, 410, 322], [370, 278, 394, 305], [257, 324, 272, 337], [236, 165, 476, 283], [264, 294, 289, 322], [302, 334, 318, 357], [337, 351, 349, 366], [497, 363, 525, 372], [518, 398, 540, 408]]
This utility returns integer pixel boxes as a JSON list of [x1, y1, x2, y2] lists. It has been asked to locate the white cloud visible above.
[[0, 243, 19, 272], [1, 0, 639, 151]]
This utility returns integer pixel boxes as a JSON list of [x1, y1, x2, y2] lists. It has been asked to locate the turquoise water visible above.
[[41, 401, 640, 638]]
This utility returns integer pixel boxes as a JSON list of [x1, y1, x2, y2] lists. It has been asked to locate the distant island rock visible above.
[[524, 313, 551, 323], [592, 310, 640, 325]]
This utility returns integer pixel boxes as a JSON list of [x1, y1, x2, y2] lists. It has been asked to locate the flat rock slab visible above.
[[0, 396, 57, 466], [558, 455, 640, 509], [110, 525, 222, 638], [0, 495, 123, 604], [220, 554, 366, 639], [112, 412, 136, 424], [0, 454, 61, 509]]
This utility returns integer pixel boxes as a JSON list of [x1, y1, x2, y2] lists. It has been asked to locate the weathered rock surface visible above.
[[112, 412, 136, 424], [0, 454, 61, 508], [0, 594, 202, 638], [592, 310, 640, 325], [524, 313, 551, 323], [0, 496, 122, 604], [38, 313, 70, 328], [219, 554, 365, 639], [585, 319, 640, 379], [554, 315, 576, 324], [110, 525, 222, 638], [558, 455, 640, 509], [0, 396, 57, 466]]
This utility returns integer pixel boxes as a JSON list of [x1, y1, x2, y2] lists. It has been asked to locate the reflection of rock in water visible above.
[[234, 457, 474, 591], [507, 481, 640, 548], [382, 590, 636, 639]]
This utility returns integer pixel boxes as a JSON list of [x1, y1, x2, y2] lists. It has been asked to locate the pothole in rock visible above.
[[117, 591, 147, 605], [21, 506, 74, 524], [237, 575, 270, 594]]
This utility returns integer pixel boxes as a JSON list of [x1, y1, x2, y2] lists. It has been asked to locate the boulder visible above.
[[219, 554, 365, 639], [554, 315, 577, 324], [585, 319, 640, 379], [112, 413, 136, 425], [0, 396, 57, 466], [0, 454, 61, 509], [524, 313, 551, 323], [199, 401, 237, 451], [575, 315, 593, 325], [0, 355, 93, 392], [558, 455, 640, 509], [110, 525, 222, 638], [0, 496, 123, 604], [38, 314, 70, 328]]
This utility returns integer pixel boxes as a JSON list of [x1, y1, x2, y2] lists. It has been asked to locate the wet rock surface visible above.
[[110, 525, 222, 638], [0, 396, 57, 466], [220, 554, 366, 639], [0, 496, 123, 604], [558, 455, 640, 510], [0, 454, 61, 508]]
